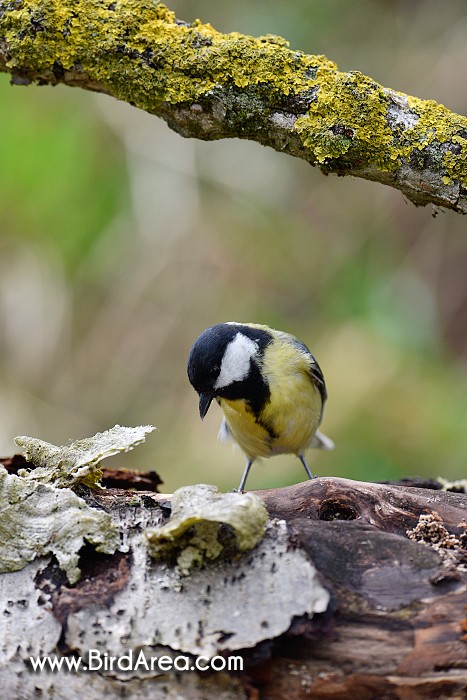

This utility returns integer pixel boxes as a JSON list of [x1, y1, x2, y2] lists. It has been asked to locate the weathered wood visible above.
[[0, 473, 465, 699]]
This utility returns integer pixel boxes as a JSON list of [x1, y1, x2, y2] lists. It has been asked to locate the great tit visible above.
[[187, 322, 333, 491]]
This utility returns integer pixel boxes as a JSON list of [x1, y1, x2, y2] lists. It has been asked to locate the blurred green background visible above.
[[0, 0, 466, 491]]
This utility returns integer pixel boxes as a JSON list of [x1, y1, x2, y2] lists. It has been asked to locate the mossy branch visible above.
[[1, 0, 467, 213]]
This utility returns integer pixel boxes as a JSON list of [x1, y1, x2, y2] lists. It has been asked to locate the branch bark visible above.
[[0, 474, 466, 699], [1, 1, 467, 213]]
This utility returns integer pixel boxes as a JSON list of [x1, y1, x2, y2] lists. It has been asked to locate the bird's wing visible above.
[[291, 338, 327, 405]]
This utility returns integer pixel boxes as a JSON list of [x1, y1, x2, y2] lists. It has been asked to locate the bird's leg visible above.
[[299, 454, 317, 480], [234, 459, 254, 493]]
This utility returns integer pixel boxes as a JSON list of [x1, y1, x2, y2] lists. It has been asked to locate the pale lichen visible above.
[[15, 424, 156, 489], [0, 465, 120, 583], [145, 484, 268, 574], [0, 425, 156, 582], [437, 477, 467, 494]]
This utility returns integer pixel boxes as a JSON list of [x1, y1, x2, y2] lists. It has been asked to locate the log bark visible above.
[[1, 1, 467, 213], [0, 471, 466, 700]]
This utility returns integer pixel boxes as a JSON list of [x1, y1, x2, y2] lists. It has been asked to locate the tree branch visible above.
[[1, 0, 467, 212]]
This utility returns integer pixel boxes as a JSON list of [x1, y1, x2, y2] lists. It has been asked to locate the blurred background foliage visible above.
[[0, 0, 466, 491]]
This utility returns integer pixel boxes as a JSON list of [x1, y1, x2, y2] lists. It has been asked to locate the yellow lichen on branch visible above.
[[1, 0, 335, 103], [1, 0, 467, 210], [295, 72, 396, 168], [295, 71, 467, 184]]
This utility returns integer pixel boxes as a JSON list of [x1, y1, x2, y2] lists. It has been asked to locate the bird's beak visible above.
[[199, 391, 214, 420]]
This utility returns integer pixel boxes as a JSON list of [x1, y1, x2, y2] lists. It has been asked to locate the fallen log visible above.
[[0, 467, 466, 700]]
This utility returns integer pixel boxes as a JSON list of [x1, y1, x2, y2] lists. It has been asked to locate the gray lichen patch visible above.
[[0, 425, 156, 583], [0, 558, 62, 665], [145, 484, 268, 574], [15, 424, 156, 489], [67, 517, 330, 658], [0, 466, 120, 583]]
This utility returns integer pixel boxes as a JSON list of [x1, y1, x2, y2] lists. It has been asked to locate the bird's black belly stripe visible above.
[[256, 412, 279, 442], [217, 359, 270, 416]]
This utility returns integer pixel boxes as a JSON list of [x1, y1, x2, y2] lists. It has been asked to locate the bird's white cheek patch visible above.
[[214, 333, 257, 389]]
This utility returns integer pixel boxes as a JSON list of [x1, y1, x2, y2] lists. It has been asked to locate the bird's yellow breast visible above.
[[219, 337, 322, 459]]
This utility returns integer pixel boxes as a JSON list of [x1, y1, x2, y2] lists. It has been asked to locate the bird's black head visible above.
[[187, 323, 272, 419]]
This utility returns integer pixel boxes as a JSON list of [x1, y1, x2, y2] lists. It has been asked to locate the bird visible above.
[[187, 322, 333, 491]]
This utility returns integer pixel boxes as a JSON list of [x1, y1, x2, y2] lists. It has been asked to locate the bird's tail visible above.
[[310, 430, 335, 450]]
